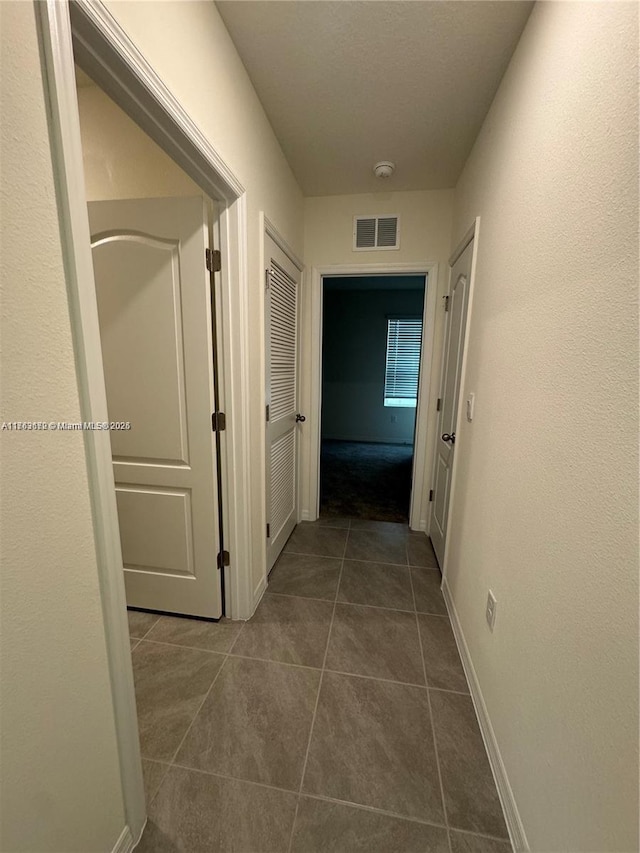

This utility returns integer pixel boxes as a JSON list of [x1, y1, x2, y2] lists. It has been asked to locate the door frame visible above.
[[434, 218, 481, 578], [37, 0, 254, 843], [304, 261, 439, 531]]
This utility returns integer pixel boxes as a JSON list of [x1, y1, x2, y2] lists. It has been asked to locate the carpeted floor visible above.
[[320, 440, 414, 522]]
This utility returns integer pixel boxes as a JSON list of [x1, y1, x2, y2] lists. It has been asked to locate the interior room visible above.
[[1, 2, 637, 853], [320, 275, 426, 522]]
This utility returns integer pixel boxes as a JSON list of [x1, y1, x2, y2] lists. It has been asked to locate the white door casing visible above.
[[429, 238, 474, 567], [265, 235, 302, 570], [89, 195, 222, 618]]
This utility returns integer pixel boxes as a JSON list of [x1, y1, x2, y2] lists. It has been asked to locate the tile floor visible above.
[[130, 519, 511, 853]]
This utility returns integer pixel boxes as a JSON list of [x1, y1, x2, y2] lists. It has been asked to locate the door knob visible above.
[[295, 413, 306, 423], [441, 432, 456, 445]]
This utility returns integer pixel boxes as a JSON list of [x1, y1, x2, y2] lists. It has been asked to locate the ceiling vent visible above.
[[353, 216, 399, 251]]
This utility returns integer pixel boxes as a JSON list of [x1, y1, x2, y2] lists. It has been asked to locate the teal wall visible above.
[[322, 281, 425, 444]]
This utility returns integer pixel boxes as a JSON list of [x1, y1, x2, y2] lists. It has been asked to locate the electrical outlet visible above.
[[486, 590, 497, 631], [390, 415, 397, 423]]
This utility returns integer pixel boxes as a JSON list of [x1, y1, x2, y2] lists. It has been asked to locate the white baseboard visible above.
[[251, 575, 267, 616], [112, 825, 135, 853], [300, 509, 311, 521], [442, 579, 529, 853]]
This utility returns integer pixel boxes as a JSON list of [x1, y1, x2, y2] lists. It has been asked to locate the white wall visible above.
[[103, 0, 304, 607], [0, 4, 126, 851], [301, 189, 454, 524], [77, 83, 201, 200], [446, 3, 639, 851]]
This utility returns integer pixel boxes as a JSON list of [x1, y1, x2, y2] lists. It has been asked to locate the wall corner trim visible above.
[[442, 578, 530, 853], [112, 825, 136, 853]]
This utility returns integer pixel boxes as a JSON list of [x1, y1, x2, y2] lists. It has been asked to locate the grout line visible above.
[[165, 762, 471, 836], [285, 549, 409, 567], [287, 530, 348, 853], [448, 826, 515, 844], [265, 590, 338, 605], [323, 667, 426, 690], [127, 610, 162, 642], [170, 762, 299, 797], [227, 651, 322, 672], [144, 759, 171, 810], [428, 685, 471, 697], [409, 565, 453, 853], [226, 615, 247, 654], [267, 589, 415, 615], [280, 551, 344, 563], [299, 791, 450, 831], [166, 653, 229, 767], [132, 637, 229, 657]]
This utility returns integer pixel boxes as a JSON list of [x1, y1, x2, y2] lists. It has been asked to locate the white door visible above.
[[265, 236, 302, 570], [89, 196, 222, 618], [429, 237, 474, 567]]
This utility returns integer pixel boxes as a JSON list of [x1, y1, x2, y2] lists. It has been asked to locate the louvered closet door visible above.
[[265, 236, 301, 570]]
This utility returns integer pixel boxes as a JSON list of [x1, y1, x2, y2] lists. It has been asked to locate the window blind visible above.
[[384, 318, 422, 407]]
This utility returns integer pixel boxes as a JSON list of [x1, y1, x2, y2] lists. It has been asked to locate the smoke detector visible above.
[[373, 161, 395, 179]]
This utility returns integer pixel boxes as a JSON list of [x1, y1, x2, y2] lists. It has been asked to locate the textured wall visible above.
[[447, 3, 639, 850], [105, 0, 304, 599], [301, 190, 454, 524], [0, 3, 126, 850], [77, 84, 201, 200]]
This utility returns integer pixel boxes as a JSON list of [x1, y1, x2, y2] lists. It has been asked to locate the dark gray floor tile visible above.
[[303, 672, 443, 822], [141, 759, 169, 804], [326, 604, 425, 685], [338, 560, 413, 611], [418, 614, 469, 692], [176, 656, 320, 790], [145, 614, 243, 653], [408, 535, 439, 568], [291, 797, 450, 852], [268, 553, 341, 601], [284, 525, 348, 557], [431, 691, 508, 839], [231, 593, 334, 667], [450, 830, 513, 853], [412, 568, 447, 615], [128, 609, 161, 639], [349, 520, 409, 536], [130, 638, 139, 652], [345, 530, 408, 565], [317, 516, 352, 529], [131, 640, 224, 761], [137, 766, 297, 853]]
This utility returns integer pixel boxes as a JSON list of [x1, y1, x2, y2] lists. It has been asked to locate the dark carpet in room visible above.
[[320, 440, 414, 522]]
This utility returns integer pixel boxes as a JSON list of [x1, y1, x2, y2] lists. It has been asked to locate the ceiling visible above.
[[216, 1, 533, 197]]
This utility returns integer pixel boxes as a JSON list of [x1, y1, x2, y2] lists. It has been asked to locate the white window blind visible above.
[[384, 318, 422, 408]]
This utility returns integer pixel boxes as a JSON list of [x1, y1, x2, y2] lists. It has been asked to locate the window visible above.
[[384, 318, 422, 407]]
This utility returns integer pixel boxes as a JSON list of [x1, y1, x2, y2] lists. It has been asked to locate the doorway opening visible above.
[[320, 275, 426, 522], [74, 65, 225, 620]]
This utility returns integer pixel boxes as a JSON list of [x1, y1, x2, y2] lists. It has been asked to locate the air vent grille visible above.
[[353, 215, 399, 251], [355, 218, 376, 249]]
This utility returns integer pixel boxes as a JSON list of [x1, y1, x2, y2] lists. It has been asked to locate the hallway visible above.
[[130, 520, 509, 852]]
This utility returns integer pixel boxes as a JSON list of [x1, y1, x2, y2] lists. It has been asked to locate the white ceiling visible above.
[[216, 1, 533, 197]]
